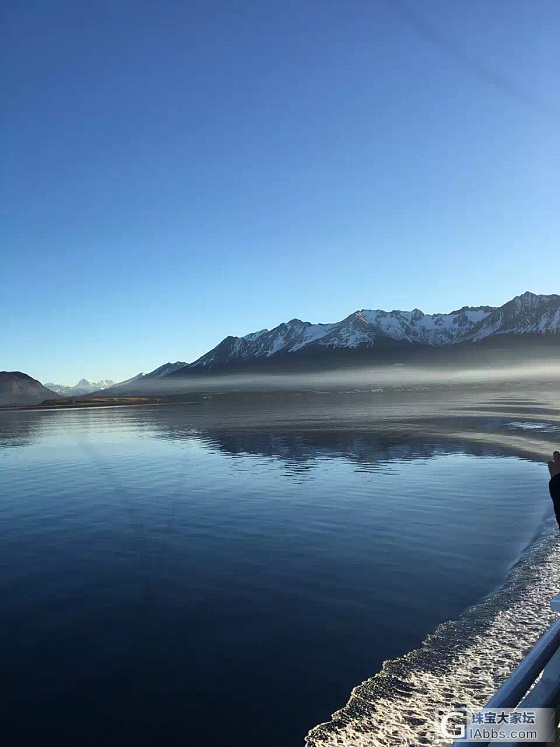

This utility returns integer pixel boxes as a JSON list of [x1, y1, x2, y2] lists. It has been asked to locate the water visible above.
[[1, 389, 560, 746]]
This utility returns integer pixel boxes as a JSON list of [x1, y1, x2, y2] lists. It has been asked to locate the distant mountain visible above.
[[133, 361, 188, 381], [103, 291, 560, 395], [166, 291, 560, 374], [7, 293, 559, 406], [95, 363, 188, 396], [45, 378, 116, 396], [0, 372, 59, 406], [111, 372, 146, 388]]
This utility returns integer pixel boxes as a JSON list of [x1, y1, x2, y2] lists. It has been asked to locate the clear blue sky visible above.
[[2, 0, 559, 385]]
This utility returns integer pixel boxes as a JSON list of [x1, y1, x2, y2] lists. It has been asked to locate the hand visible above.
[[549, 452, 560, 479]]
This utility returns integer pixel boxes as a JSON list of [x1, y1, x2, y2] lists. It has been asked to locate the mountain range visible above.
[[103, 291, 560, 394], [3, 291, 560, 406], [180, 291, 560, 369]]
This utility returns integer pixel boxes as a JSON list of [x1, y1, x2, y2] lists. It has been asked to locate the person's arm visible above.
[[548, 451, 560, 529]]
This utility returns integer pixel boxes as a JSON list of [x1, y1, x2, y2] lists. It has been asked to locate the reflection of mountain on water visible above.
[[2, 389, 560, 747], [141, 390, 560, 473], [185, 430, 516, 473], [1, 391, 560, 470]]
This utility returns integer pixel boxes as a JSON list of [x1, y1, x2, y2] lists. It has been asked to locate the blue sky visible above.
[[2, 0, 559, 384]]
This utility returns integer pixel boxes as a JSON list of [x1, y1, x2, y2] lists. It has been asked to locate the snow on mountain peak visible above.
[[243, 329, 268, 342], [514, 291, 539, 306], [45, 378, 116, 395], [172, 292, 560, 372]]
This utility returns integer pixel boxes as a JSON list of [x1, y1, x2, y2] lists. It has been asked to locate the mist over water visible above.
[[117, 358, 560, 397], [2, 387, 560, 746]]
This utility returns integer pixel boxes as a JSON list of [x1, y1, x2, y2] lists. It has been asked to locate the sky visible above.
[[2, 0, 559, 385]]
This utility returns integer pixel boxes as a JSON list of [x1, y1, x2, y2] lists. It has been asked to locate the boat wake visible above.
[[306, 522, 560, 746]]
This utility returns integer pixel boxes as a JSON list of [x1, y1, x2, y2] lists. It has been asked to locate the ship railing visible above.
[[451, 594, 560, 747]]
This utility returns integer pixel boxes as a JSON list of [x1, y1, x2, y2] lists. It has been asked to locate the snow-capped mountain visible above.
[[46, 379, 116, 396], [182, 292, 558, 371], [469, 292, 560, 340], [98, 292, 560, 395], [74, 378, 115, 393]]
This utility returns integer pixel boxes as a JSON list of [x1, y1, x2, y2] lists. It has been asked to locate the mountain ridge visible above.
[[0, 372, 59, 406], [179, 291, 560, 372], [90, 291, 560, 396]]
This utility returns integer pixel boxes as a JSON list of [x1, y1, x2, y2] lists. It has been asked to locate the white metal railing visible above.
[[451, 595, 560, 747]]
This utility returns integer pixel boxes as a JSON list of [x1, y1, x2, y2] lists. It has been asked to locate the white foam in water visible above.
[[306, 525, 560, 746]]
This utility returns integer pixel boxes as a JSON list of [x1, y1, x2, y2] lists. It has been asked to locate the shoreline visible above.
[[0, 396, 202, 412]]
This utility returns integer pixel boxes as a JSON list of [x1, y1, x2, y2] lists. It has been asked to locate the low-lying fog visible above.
[[127, 361, 560, 395]]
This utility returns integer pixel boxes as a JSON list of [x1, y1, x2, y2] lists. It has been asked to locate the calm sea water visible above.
[[2, 390, 560, 746]]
